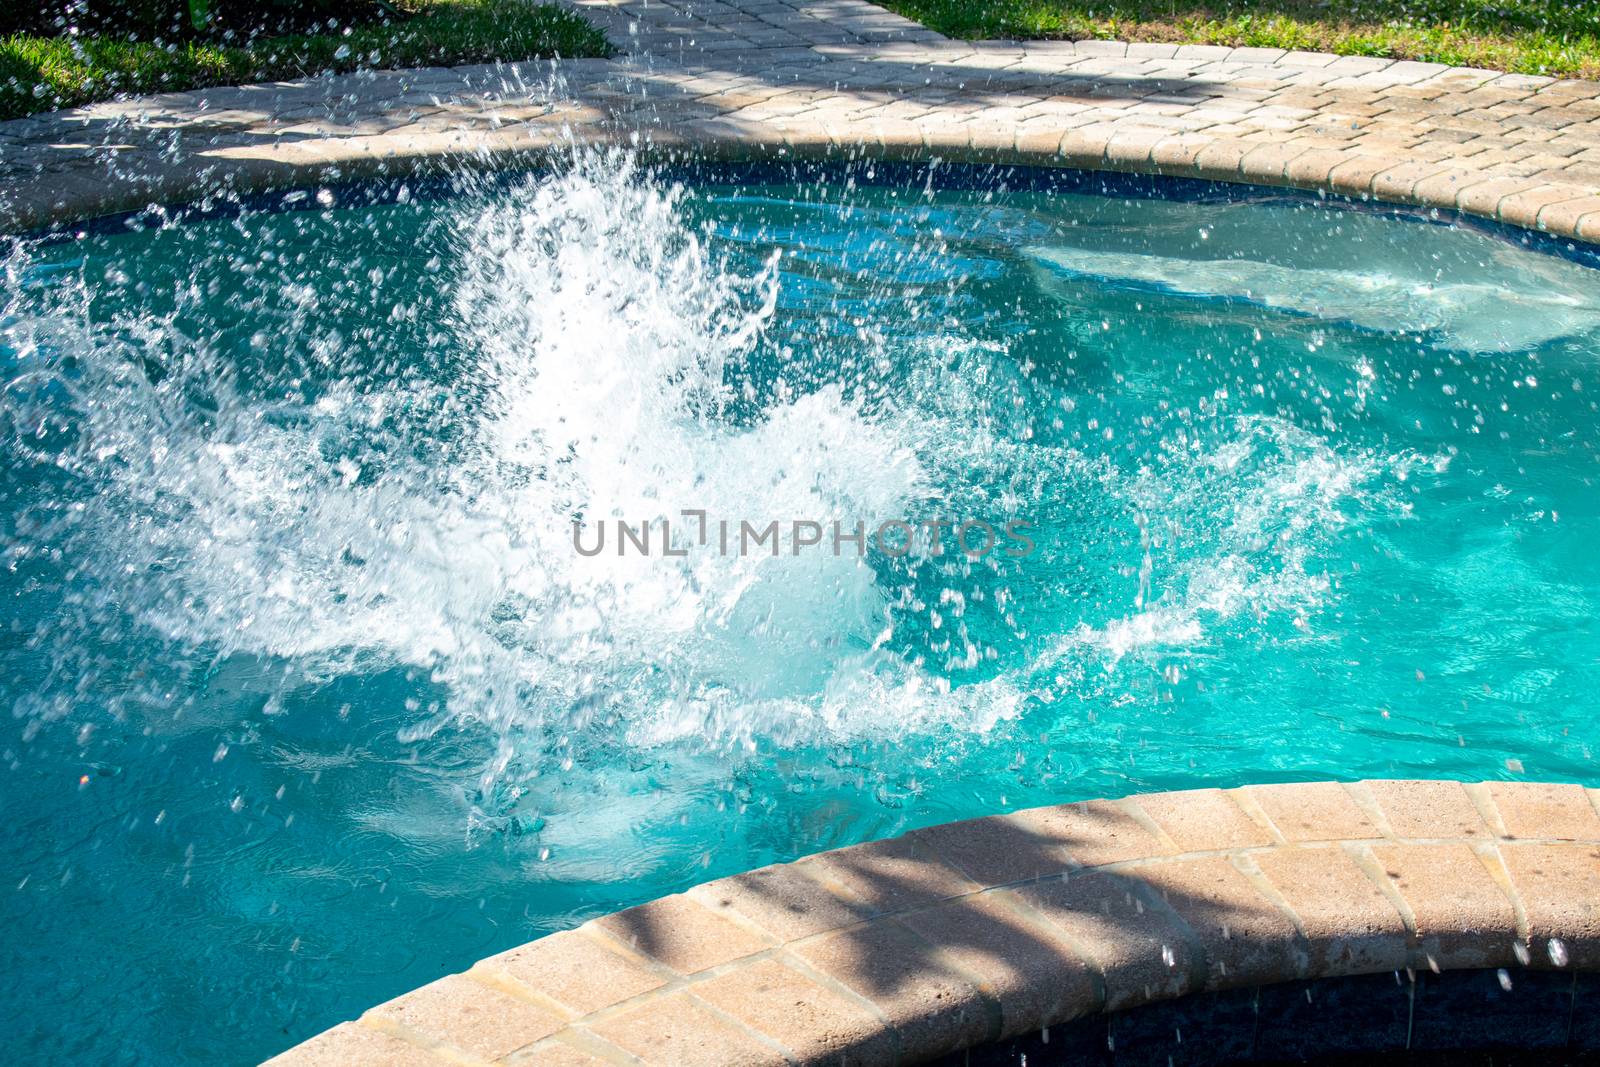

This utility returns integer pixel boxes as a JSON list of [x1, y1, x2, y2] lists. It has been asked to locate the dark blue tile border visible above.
[[7, 159, 1600, 273], [926, 968, 1598, 1067]]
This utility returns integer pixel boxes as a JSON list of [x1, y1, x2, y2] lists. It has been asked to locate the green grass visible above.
[[876, 0, 1600, 77], [0, 0, 612, 121]]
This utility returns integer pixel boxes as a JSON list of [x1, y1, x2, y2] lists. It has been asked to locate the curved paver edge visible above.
[[3, 2, 1600, 247], [6, 107, 1600, 248], [266, 779, 1600, 1066]]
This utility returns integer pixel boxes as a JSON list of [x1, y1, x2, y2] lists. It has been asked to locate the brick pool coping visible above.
[[3, 0, 1600, 242], [267, 779, 1600, 1065]]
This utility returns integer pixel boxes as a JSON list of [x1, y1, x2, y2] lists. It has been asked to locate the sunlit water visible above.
[[3, 156, 1599, 1064]]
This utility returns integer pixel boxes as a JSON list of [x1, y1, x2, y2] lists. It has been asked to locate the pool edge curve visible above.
[[263, 778, 1600, 1065]]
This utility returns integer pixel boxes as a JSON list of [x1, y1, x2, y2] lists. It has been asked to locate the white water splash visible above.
[[1061, 417, 1425, 666], [1, 155, 1427, 820]]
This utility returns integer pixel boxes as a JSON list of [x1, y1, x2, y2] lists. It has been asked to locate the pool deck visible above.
[[3, 0, 1600, 240], [267, 779, 1600, 1066]]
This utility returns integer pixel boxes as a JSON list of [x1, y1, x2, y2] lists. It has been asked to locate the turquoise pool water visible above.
[[3, 157, 1599, 1064]]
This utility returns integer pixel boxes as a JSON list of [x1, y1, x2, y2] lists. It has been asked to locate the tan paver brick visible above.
[[1498, 844, 1600, 967], [1486, 782, 1600, 841], [1137, 856, 1304, 989], [486, 930, 666, 1016], [788, 920, 992, 1060], [586, 993, 789, 1066], [1252, 846, 1409, 974], [692, 957, 898, 1063], [911, 813, 1075, 887], [263, 1024, 447, 1066], [1282, 147, 1351, 186], [591, 894, 774, 974], [1370, 843, 1518, 968], [1326, 154, 1398, 195], [1371, 161, 1453, 201], [366, 974, 566, 1060], [800, 833, 982, 913], [1456, 176, 1542, 216], [1361, 779, 1489, 840], [1134, 788, 1275, 852], [1244, 783, 1379, 842], [1008, 799, 1175, 869], [504, 1039, 618, 1066], [689, 861, 871, 942], [1014, 871, 1200, 1010], [1190, 140, 1250, 180], [895, 893, 1100, 1036]]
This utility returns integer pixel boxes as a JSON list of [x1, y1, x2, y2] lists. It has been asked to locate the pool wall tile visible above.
[[934, 1014, 1112, 1066], [1571, 973, 1600, 1049], [1408, 967, 1574, 1052], [1251, 972, 1413, 1062], [1104, 987, 1260, 1067]]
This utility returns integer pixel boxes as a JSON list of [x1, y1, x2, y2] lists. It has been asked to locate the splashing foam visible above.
[[1, 154, 1421, 823], [1066, 416, 1416, 665], [3, 157, 1035, 789]]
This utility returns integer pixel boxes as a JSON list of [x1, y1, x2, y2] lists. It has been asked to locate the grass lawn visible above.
[[876, 0, 1600, 77], [0, 0, 611, 121]]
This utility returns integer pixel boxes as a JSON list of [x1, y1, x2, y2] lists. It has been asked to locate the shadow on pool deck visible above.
[[590, 797, 1462, 1062]]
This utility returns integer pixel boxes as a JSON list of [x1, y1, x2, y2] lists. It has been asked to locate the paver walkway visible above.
[[3, 0, 1600, 239]]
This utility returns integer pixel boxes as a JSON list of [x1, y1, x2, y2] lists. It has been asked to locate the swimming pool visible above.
[[3, 156, 1598, 1064]]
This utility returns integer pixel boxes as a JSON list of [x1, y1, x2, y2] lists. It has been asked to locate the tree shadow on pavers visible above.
[[0, 61, 601, 229], [600, 805, 1363, 1065], [2, 39, 1268, 233], [617, 53, 1249, 121]]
